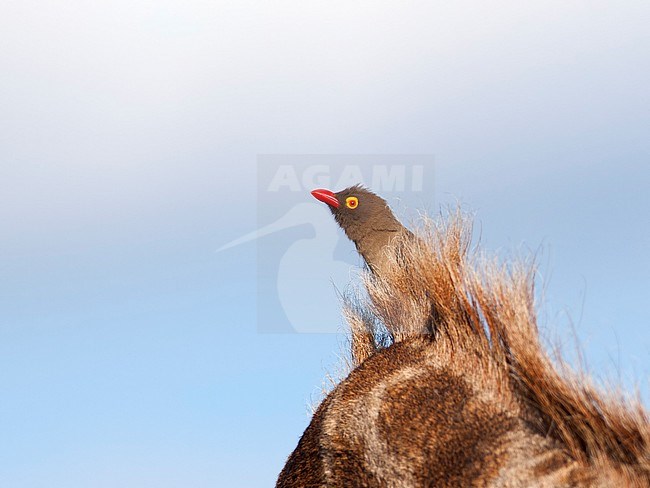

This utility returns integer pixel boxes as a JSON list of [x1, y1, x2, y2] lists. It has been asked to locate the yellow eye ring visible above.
[[345, 196, 359, 209]]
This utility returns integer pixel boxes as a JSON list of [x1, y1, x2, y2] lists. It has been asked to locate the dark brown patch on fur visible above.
[[276, 395, 330, 488], [376, 364, 517, 486]]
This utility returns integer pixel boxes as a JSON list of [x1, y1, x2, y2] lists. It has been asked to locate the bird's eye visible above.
[[345, 196, 359, 209]]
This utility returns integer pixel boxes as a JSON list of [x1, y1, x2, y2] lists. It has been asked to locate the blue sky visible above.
[[1, 1, 649, 486]]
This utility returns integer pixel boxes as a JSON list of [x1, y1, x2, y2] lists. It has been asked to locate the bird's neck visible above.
[[353, 226, 404, 273]]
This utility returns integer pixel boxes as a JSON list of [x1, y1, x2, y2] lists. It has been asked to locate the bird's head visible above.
[[311, 185, 399, 241]]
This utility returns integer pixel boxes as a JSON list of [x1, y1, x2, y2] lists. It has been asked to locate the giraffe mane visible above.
[[342, 207, 650, 483]]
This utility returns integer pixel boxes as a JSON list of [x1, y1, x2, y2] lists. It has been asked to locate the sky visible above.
[[1, 1, 649, 486]]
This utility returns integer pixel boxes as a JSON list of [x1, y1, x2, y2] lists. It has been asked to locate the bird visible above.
[[311, 185, 412, 276]]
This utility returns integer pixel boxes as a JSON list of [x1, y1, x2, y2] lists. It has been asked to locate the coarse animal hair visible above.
[[277, 207, 649, 487], [345, 208, 649, 484]]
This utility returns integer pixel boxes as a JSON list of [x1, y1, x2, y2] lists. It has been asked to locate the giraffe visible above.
[[277, 197, 650, 487]]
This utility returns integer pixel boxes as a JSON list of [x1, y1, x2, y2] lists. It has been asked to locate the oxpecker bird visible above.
[[311, 185, 411, 276]]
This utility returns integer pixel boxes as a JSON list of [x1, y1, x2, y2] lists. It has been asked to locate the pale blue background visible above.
[[1, 2, 649, 486]]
